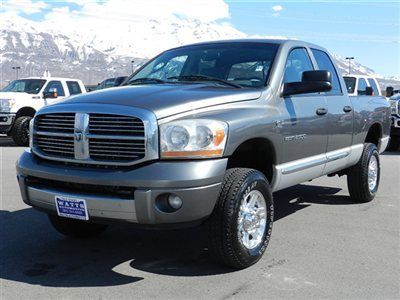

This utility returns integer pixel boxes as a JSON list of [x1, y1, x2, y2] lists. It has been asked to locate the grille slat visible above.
[[41, 148, 75, 155], [33, 113, 146, 164], [35, 136, 75, 143], [90, 148, 145, 154], [38, 144, 74, 151], [90, 145, 144, 150]]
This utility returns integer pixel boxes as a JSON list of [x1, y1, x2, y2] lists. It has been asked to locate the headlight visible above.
[[0, 99, 16, 112], [160, 119, 228, 158]]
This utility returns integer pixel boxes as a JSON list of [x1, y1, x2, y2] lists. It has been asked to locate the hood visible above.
[[56, 84, 262, 119], [0, 92, 31, 99]]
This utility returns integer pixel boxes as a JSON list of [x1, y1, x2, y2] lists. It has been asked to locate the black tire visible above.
[[387, 137, 400, 151], [347, 143, 380, 203], [208, 168, 273, 269], [11, 116, 32, 146], [48, 215, 108, 238]]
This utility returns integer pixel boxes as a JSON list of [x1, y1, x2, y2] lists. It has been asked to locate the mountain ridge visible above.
[[1, 13, 398, 89]]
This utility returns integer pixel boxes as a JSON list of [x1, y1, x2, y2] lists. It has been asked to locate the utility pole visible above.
[[12, 66, 21, 79], [131, 60, 135, 73], [345, 57, 354, 75]]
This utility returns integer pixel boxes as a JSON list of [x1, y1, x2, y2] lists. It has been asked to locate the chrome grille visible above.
[[390, 100, 399, 117], [89, 114, 144, 136], [33, 112, 147, 165], [34, 135, 75, 158], [35, 113, 75, 133], [89, 138, 145, 161]]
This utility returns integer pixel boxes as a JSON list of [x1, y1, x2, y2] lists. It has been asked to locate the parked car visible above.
[[95, 76, 127, 90], [0, 77, 86, 145], [343, 75, 381, 96], [16, 40, 390, 269], [388, 93, 400, 150], [85, 85, 98, 92]]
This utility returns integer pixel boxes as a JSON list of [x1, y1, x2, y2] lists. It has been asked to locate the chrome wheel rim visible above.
[[238, 190, 267, 250], [368, 155, 378, 191]]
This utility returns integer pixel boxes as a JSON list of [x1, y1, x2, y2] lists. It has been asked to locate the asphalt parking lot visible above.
[[1, 137, 399, 299]]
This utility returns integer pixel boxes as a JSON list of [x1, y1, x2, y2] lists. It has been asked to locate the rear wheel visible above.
[[11, 116, 32, 146], [347, 143, 380, 203], [208, 168, 273, 269], [48, 215, 108, 238]]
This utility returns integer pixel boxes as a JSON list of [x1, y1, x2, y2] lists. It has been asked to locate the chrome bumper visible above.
[[17, 151, 227, 224]]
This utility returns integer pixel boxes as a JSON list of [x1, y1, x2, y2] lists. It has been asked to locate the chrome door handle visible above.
[[343, 106, 353, 113]]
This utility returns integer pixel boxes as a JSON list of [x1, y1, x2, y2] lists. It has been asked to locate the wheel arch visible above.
[[364, 122, 382, 147], [226, 138, 276, 183], [15, 107, 36, 119]]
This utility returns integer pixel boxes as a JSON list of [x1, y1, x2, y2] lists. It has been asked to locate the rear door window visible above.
[[66, 81, 82, 95], [344, 77, 356, 94], [367, 78, 380, 95], [311, 49, 342, 94], [357, 78, 368, 95]]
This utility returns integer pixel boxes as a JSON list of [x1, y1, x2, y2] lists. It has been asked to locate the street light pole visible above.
[[131, 60, 135, 73], [12, 66, 21, 79], [345, 57, 354, 75]]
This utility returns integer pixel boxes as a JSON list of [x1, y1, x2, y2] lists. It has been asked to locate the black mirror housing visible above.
[[386, 86, 394, 97], [282, 70, 332, 97], [365, 86, 374, 96], [43, 91, 58, 99]]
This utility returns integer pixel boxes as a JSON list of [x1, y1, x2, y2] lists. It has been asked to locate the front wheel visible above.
[[208, 168, 274, 269], [347, 143, 380, 203], [48, 215, 108, 238], [11, 116, 32, 146]]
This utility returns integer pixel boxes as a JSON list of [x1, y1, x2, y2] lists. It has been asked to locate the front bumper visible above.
[[16, 150, 227, 224], [0, 113, 15, 133]]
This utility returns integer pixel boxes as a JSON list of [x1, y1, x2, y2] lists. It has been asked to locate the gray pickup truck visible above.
[[16, 39, 390, 269]]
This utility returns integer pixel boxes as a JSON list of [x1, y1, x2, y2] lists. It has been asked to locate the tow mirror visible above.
[[43, 87, 58, 99], [365, 86, 374, 96], [282, 70, 332, 97]]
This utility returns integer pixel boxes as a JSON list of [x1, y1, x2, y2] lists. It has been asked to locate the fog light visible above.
[[0, 117, 8, 122], [168, 194, 183, 209]]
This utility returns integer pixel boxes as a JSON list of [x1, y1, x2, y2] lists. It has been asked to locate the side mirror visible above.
[[386, 86, 394, 97], [43, 87, 58, 99], [282, 70, 332, 97], [365, 86, 374, 96]]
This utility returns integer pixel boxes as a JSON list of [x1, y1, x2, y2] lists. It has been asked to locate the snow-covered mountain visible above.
[[1, 13, 398, 89]]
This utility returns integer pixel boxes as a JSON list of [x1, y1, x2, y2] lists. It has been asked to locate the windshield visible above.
[[343, 76, 356, 94], [125, 42, 279, 88], [2, 79, 46, 94]]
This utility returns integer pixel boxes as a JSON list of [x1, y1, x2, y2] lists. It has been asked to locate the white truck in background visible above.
[[343, 75, 381, 97], [0, 77, 86, 146]]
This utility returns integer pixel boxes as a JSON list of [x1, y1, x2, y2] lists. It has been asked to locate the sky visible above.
[[1, 0, 399, 77]]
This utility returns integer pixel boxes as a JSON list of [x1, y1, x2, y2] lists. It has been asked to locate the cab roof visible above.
[[20, 77, 83, 81]]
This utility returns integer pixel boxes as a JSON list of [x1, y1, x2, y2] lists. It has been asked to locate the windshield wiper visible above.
[[127, 77, 166, 85], [167, 75, 242, 88]]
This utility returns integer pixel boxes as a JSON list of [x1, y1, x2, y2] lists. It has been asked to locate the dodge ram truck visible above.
[[16, 40, 391, 269], [0, 76, 86, 146]]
